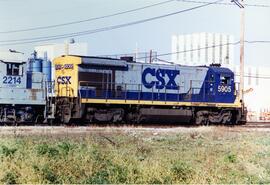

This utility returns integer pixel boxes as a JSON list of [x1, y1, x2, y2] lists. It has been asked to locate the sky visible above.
[[0, 0, 269, 67]]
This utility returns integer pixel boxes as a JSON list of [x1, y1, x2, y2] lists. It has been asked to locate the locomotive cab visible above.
[[1, 61, 25, 88], [207, 66, 236, 103]]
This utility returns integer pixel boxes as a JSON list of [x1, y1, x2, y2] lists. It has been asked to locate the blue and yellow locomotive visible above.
[[52, 55, 247, 125]]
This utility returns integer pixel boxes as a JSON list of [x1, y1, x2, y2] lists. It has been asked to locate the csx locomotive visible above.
[[52, 55, 246, 125], [0, 51, 47, 123], [0, 52, 247, 125]]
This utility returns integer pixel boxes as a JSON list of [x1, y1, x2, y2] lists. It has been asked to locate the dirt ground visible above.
[[0, 123, 269, 136]]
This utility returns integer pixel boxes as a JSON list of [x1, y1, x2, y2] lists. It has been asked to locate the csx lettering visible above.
[[57, 76, 71, 84], [142, 68, 179, 90]]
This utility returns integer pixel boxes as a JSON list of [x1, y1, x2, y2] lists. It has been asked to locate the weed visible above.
[[1, 171, 18, 184], [108, 163, 128, 183], [83, 170, 110, 184], [0, 131, 269, 184], [32, 164, 40, 173], [36, 143, 49, 155], [171, 160, 193, 183], [148, 176, 172, 184], [40, 165, 60, 184], [136, 144, 152, 160], [57, 141, 74, 155], [36, 143, 59, 157], [224, 153, 237, 163], [0, 145, 17, 157]]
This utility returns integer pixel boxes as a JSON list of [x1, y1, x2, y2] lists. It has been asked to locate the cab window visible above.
[[220, 74, 231, 85], [7, 63, 20, 76]]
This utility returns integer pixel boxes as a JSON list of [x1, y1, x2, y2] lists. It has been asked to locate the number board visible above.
[[2, 76, 22, 85]]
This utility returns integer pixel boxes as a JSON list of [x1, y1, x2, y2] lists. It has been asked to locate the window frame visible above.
[[6, 62, 23, 76], [220, 74, 231, 85]]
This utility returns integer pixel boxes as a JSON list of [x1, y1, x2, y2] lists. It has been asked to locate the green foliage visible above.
[[83, 170, 110, 184], [108, 163, 128, 183], [0, 145, 17, 157], [57, 141, 74, 155], [171, 161, 193, 183], [40, 165, 60, 184], [224, 153, 237, 163], [0, 131, 269, 184], [90, 150, 128, 183], [82, 162, 128, 184], [1, 172, 18, 184], [147, 176, 172, 184], [136, 144, 152, 161], [31, 164, 60, 183], [36, 143, 59, 157]]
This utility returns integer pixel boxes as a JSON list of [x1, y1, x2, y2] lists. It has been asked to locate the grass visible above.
[[0, 127, 270, 184]]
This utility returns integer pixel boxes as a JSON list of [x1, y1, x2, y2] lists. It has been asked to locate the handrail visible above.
[[77, 79, 236, 102]]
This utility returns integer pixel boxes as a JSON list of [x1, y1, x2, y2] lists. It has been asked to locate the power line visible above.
[[245, 40, 270, 43], [235, 74, 270, 79], [105, 40, 268, 61], [156, 41, 240, 58], [99, 40, 270, 60], [134, 41, 240, 60], [0, 0, 175, 34], [176, 0, 270, 7], [0, 0, 224, 46], [1, 0, 268, 35]]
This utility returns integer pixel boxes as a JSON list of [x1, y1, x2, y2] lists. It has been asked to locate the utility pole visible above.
[[232, 0, 245, 102]]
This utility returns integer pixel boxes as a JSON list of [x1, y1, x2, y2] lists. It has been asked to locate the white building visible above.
[[171, 33, 270, 122], [35, 40, 88, 60], [35, 40, 88, 81], [234, 65, 270, 121], [171, 33, 234, 68]]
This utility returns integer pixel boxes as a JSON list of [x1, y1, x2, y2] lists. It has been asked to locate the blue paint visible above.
[[3, 76, 21, 85], [79, 66, 236, 104], [42, 60, 51, 82], [198, 66, 235, 103], [31, 59, 42, 72], [79, 88, 235, 103], [142, 68, 155, 89], [141, 67, 180, 90], [26, 72, 32, 89]]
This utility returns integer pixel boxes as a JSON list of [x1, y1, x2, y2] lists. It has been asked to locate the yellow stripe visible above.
[[81, 98, 241, 108]]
